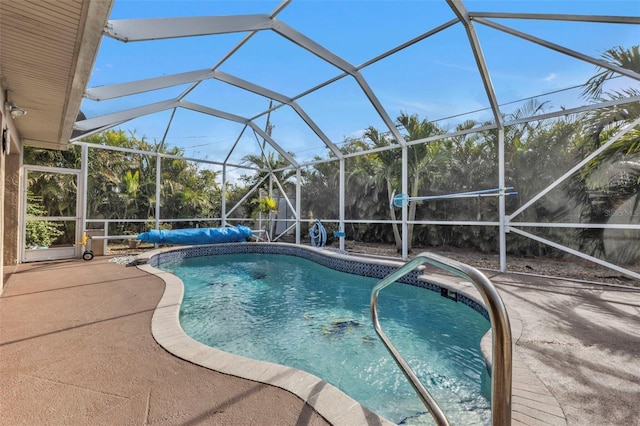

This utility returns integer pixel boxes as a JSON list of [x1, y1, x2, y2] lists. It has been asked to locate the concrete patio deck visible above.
[[1, 255, 639, 425], [0, 257, 329, 426]]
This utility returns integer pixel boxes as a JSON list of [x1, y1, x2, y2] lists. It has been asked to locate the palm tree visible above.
[[396, 113, 448, 250], [360, 113, 448, 251], [578, 45, 640, 263], [362, 127, 402, 249]]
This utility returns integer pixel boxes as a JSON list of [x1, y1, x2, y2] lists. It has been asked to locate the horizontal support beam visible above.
[[74, 99, 178, 131], [509, 227, 640, 280], [510, 222, 640, 230], [212, 70, 291, 104], [178, 100, 251, 124], [85, 69, 215, 100], [475, 17, 640, 83], [470, 11, 640, 25], [104, 14, 274, 42]]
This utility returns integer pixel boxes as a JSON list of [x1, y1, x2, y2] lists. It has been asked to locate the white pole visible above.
[[296, 168, 301, 245], [339, 158, 345, 251], [80, 144, 88, 256], [155, 154, 161, 230], [402, 145, 409, 260], [498, 129, 507, 272], [222, 164, 227, 227]]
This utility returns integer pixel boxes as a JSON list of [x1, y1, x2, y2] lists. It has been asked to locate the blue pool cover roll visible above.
[[137, 226, 253, 245]]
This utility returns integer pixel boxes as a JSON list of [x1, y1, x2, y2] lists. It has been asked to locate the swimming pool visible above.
[[156, 247, 492, 425]]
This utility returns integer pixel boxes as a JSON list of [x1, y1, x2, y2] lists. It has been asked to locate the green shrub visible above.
[[25, 194, 64, 248]]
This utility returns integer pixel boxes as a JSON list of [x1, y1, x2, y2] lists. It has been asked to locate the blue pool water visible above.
[[160, 253, 492, 425]]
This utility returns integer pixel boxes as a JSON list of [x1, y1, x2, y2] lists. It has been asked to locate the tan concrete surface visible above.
[[485, 272, 640, 426], [1, 255, 639, 426], [0, 257, 329, 426], [428, 268, 640, 426]]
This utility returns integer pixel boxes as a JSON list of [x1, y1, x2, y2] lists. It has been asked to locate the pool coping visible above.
[[135, 242, 565, 425], [137, 243, 398, 426]]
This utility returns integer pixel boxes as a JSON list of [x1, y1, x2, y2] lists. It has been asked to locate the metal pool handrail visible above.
[[370, 252, 512, 426]]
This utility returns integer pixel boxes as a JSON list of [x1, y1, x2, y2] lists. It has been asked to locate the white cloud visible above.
[[543, 73, 557, 82]]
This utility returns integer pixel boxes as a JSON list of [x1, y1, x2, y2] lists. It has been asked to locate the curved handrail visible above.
[[371, 252, 512, 426]]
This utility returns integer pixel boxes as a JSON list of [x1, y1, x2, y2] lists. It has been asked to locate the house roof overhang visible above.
[[0, 0, 113, 151]]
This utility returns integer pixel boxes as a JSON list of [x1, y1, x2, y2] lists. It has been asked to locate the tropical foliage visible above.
[[25, 193, 64, 247]]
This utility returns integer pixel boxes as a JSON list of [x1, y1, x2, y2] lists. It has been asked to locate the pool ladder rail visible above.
[[371, 252, 512, 426]]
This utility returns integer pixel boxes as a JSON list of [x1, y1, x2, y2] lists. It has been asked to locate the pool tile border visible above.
[[136, 242, 493, 425], [140, 242, 490, 320]]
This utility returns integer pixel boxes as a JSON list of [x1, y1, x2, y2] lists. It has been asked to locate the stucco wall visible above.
[[0, 140, 4, 294]]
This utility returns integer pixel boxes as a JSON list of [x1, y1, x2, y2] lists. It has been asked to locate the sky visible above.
[[81, 0, 640, 170]]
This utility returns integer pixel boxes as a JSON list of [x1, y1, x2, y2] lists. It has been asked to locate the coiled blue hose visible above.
[[310, 219, 327, 247]]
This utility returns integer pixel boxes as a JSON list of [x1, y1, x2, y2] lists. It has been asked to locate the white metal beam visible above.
[[353, 72, 408, 147], [214, 70, 342, 157], [179, 100, 250, 124], [505, 96, 640, 127], [271, 19, 357, 74], [510, 222, 640, 230], [272, 175, 298, 220], [475, 17, 640, 83], [510, 116, 640, 220], [159, 108, 178, 152], [296, 168, 301, 245], [72, 140, 257, 172], [401, 145, 409, 260], [224, 125, 249, 164], [509, 227, 640, 280], [470, 12, 640, 25], [226, 173, 270, 217], [180, 100, 298, 167], [85, 69, 215, 100], [339, 158, 345, 251], [155, 155, 161, 231], [292, 95, 640, 169], [222, 164, 227, 226], [74, 99, 178, 131], [498, 129, 507, 272], [213, 70, 291, 104], [447, 0, 504, 128], [358, 19, 459, 70], [248, 121, 299, 168], [289, 102, 343, 158], [177, 1, 292, 100], [104, 15, 274, 42], [69, 121, 128, 142], [213, 71, 343, 157]]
